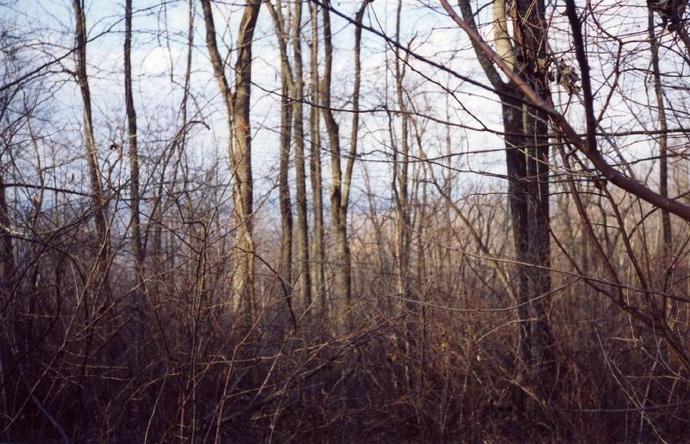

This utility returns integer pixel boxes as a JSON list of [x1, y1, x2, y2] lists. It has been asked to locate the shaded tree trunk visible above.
[[0, 86, 13, 297], [279, 45, 294, 307], [124, 0, 143, 267], [509, 0, 556, 398], [320, 0, 351, 326], [393, 0, 411, 313], [72, 0, 111, 301], [319, 0, 369, 327], [455, 0, 556, 399], [291, 0, 313, 310], [648, 9, 672, 260], [268, 1, 294, 309]]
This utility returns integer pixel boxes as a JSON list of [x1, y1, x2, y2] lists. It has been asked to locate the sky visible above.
[[2, 0, 686, 225]]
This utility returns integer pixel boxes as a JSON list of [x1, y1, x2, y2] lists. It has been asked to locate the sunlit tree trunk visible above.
[[230, 2, 261, 321], [200, 0, 260, 322], [309, 1, 327, 313]]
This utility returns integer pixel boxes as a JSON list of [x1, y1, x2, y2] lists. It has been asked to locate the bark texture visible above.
[[201, 0, 260, 322]]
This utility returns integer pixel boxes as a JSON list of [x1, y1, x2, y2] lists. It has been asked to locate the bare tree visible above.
[[320, 0, 348, 325], [319, 0, 369, 327], [309, 1, 327, 312], [71, 0, 112, 300], [268, 0, 294, 308], [291, 0, 313, 310], [0, 44, 16, 303], [124, 0, 142, 267], [4, 0, 690, 440], [648, 5, 672, 260], [392, 0, 412, 317], [231, 1, 261, 320], [200, 0, 261, 321], [452, 0, 555, 398]]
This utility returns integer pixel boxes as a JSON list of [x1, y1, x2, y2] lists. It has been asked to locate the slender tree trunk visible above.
[[0, 167, 14, 403], [72, 0, 111, 301], [279, 49, 294, 306], [0, 168, 13, 294], [342, 0, 369, 217], [393, 0, 411, 309], [319, 0, 369, 327], [0, 90, 13, 290], [0, 166, 12, 420], [291, 0, 312, 309], [72, 1, 116, 421], [0, 80, 12, 295], [648, 5, 673, 406], [392, 0, 416, 392], [309, 1, 327, 313], [320, 0, 350, 326], [648, 11, 672, 259], [124, 0, 143, 268], [268, 1, 295, 309]]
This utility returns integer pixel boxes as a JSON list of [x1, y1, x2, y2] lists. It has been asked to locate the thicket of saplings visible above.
[[3, 183, 689, 443]]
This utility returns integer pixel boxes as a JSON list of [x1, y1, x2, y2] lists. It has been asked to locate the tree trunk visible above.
[[72, 0, 111, 301], [279, 45, 294, 309], [648, 4, 673, 408], [268, 1, 295, 312], [309, 1, 327, 313], [456, 0, 556, 400], [318, 0, 369, 327], [230, 1, 260, 322], [320, 0, 351, 326], [200, 0, 260, 322], [291, 0, 313, 310], [393, 0, 411, 311], [648, 10, 672, 260], [124, 0, 143, 270], [512, 0, 556, 398], [0, 165, 13, 296]]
